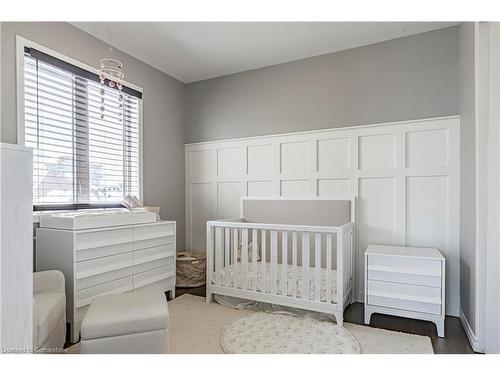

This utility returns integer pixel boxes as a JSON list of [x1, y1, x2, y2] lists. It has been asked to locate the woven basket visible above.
[[176, 251, 206, 288]]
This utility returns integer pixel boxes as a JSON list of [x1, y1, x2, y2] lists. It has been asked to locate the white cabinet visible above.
[[364, 244, 445, 337], [0, 143, 33, 352], [36, 220, 176, 343]]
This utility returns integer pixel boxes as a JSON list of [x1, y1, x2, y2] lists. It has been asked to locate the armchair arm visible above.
[[33, 270, 65, 295]]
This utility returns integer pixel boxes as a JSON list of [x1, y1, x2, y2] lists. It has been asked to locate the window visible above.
[[21, 44, 142, 209]]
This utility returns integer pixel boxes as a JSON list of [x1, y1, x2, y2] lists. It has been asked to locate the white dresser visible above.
[[36, 220, 176, 343], [364, 244, 445, 337]]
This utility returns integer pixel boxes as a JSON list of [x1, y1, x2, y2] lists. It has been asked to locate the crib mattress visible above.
[[213, 262, 338, 303]]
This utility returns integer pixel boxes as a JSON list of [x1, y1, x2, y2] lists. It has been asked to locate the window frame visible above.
[[16, 35, 144, 210]]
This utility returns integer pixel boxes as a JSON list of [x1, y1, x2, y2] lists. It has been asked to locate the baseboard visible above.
[[459, 308, 483, 353]]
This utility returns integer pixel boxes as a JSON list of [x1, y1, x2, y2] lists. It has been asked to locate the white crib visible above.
[[206, 197, 355, 326]]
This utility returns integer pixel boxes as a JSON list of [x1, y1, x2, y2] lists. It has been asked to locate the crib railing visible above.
[[206, 219, 354, 310]]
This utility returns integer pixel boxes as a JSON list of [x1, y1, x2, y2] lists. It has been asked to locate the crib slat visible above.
[[215, 227, 222, 286], [261, 230, 266, 292], [344, 229, 354, 293], [271, 230, 278, 294], [252, 229, 258, 291], [315, 233, 321, 302], [242, 228, 249, 290], [282, 231, 288, 296], [302, 232, 310, 300], [337, 231, 344, 309], [232, 228, 238, 288], [206, 224, 214, 294], [292, 232, 298, 298], [349, 227, 354, 288], [224, 228, 230, 286], [326, 233, 332, 303]]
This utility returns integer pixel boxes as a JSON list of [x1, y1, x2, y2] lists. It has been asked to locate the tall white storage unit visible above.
[[0, 143, 33, 352]]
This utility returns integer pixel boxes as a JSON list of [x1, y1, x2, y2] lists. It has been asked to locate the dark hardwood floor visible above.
[[343, 303, 475, 354], [175, 285, 206, 299], [173, 286, 476, 354]]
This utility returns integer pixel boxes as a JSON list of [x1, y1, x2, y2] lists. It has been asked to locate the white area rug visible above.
[[221, 312, 361, 354], [169, 294, 434, 354]]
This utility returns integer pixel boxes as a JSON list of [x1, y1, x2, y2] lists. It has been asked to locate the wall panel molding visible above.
[[184, 115, 460, 315]]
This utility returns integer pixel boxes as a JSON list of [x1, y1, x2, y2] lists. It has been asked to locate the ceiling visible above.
[[72, 22, 458, 83]]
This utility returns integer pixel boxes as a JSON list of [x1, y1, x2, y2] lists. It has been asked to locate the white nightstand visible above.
[[364, 244, 445, 337]]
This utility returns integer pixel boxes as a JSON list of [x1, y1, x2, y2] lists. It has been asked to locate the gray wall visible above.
[[0, 22, 186, 249], [185, 26, 459, 143], [459, 22, 477, 335]]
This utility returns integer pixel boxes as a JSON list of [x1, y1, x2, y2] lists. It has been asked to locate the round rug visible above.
[[221, 312, 361, 354]]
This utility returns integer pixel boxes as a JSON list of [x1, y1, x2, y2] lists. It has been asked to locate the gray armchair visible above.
[[33, 270, 66, 352]]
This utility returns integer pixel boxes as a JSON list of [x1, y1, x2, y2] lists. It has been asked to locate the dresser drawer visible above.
[[135, 275, 175, 293], [367, 269, 442, 288], [76, 266, 133, 291], [367, 280, 441, 303], [367, 255, 441, 276], [367, 294, 442, 315], [75, 276, 133, 308], [134, 244, 175, 265], [76, 242, 133, 262], [75, 228, 133, 250], [133, 256, 174, 274], [133, 264, 175, 289], [133, 235, 174, 251], [75, 305, 90, 321], [133, 222, 175, 241], [76, 251, 133, 279]]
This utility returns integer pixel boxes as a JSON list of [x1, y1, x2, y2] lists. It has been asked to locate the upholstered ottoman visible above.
[[80, 290, 169, 354]]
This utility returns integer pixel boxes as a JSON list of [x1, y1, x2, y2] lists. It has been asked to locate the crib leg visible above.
[[334, 311, 344, 327], [206, 291, 213, 304]]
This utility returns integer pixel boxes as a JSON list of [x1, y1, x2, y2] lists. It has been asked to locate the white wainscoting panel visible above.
[[217, 182, 243, 218], [359, 133, 396, 170], [190, 149, 215, 179], [247, 144, 274, 175], [317, 178, 351, 196], [280, 141, 310, 174], [189, 183, 212, 252], [184, 116, 460, 315], [217, 147, 244, 177], [406, 128, 449, 168], [317, 137, 350, 172], [247, 180, 274, 196], [281, 179, 309, 197]]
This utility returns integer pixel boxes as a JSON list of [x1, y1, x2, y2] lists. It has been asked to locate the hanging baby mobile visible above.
[[97, 29, 124, 121]]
